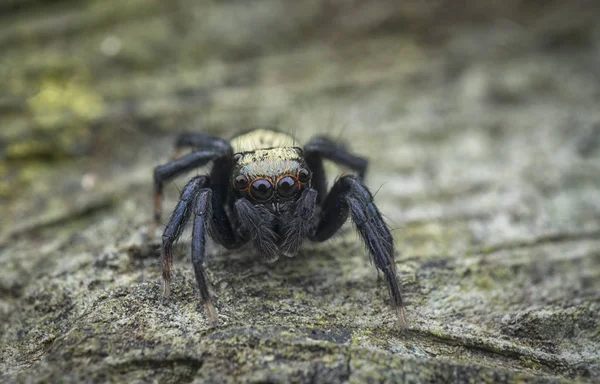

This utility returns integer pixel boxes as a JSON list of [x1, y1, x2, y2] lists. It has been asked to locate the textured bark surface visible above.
[[1, 1, 599, 383]]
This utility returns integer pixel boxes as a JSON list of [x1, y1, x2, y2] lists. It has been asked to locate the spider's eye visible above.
[[277, 175, 298, 198], [297, 168, 311, 183], [250, 178, 274, 201], [233, 175, 250, 190]]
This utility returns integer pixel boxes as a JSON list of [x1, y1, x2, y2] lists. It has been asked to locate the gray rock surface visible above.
[[1, 1, 599, 382]]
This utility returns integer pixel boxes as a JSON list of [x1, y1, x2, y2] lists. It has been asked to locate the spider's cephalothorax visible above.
[[153, 128, 406, 327], [231, 146, 311, 207]]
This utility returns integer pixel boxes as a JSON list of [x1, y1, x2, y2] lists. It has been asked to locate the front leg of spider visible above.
[[310, 175, 407, 328], [190, 187, 220, 326], [160, 175, 222, 326], [161, 176, 208, 297]]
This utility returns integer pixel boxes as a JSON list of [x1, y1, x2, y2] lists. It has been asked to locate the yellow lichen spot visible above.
[[27, 75, 104, 128], [18, 163, 48, 185], [293, 291, 305, 301], [6, 141, 53, 159], [491, 267, 512, 282], [430, 328, 446, 338], [474, 271, 494, 290]]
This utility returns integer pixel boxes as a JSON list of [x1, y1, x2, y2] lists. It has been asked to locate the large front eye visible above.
[[277, 175, 298, 198], [250, 178, 274, 201], [233, 175, 250, 190]]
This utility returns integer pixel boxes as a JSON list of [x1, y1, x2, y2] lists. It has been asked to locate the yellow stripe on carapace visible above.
[[236, 148, 302, 178]]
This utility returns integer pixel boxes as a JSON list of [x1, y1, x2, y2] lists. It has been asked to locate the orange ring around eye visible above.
[[249, 177, 274, 201]]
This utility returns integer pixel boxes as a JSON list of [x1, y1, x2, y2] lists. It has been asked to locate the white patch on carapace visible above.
[[236, 148, 302, 178], [232, 129, 300, 153]]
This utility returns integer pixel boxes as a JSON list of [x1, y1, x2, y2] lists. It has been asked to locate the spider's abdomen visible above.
[[231, 128, 300, 153]]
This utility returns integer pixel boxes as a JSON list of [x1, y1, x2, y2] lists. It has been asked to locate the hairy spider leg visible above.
[[191, 188, 221, 326], [309, 175, 407, 328], [161, 175, 207, 298], [304, 136, 368, 204], [162, 175, 246, 326], [153, 147, 230, 225]]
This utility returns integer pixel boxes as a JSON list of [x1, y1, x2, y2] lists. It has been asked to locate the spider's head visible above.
[[231, 147, 312, 204]]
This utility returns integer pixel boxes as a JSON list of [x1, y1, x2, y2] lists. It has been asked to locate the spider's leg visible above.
[[309, 175, 407, 328], [191, 183, 247, 326], [191, 188, 219, 325], [172, 132, 232, 159], [171, 132, 234, 201], [162, 175, 244, 325], [161, 176, 209, 297], [153, 148, 228, 225], [304, 136, 368, 203]]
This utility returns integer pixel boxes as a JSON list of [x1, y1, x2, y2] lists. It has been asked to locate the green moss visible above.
[[490, 267, 513, 282], [519, 357, 544, 371], [474, 272, 494, 290], [27, 76, 103, 125]]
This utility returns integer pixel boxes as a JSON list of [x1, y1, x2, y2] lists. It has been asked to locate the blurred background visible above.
[[1, 0, 600, 382], [1, 0, 599, 235]]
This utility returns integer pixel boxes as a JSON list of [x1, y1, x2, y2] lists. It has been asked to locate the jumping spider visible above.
[[153, 128, 406, 327]]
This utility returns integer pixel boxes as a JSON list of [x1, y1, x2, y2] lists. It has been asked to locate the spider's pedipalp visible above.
[[279, 188, 318, 256], [234, 198, 279, 262]]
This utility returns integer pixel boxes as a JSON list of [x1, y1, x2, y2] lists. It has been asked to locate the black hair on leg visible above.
[[191, 188, 220, 325], [310, 175, 407, 328], [161, 176, 209, 297], [162, 174, 245, 326]]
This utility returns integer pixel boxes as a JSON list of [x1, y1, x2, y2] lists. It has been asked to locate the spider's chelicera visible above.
[[153, 128, 406, 327]]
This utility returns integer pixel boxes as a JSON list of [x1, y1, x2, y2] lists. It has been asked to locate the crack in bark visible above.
[[410, 327, 585, 378]]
